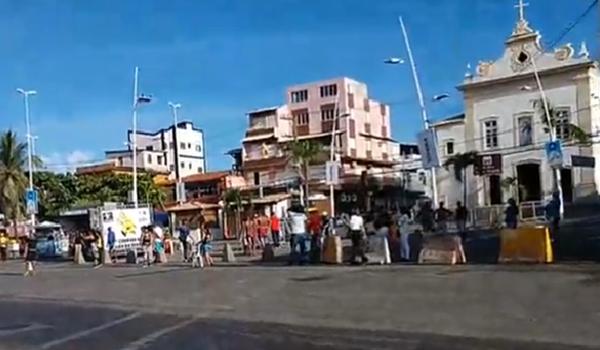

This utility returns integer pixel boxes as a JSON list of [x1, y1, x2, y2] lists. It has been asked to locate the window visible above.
[[348, 93, 355, 108], [364, 123, 371, 134], [189, 163, 192, 170], [320, 105, 338, 121], [319, 84, 337, 97], [554, 109, 571, 141], [147, 154, 152, 164], [195, 145, 202, 152], [145, 145, 153, 151], [295, 111, 309, 125], [157, 156, 163, 165], [117, 157, 123, 166], [518, 115, 533, 146], [187, 142, 191, 149], [382, 126, 388, 137], [253, 172, 260, 185], [169, 164, 174, 171], [380, 104, 386, 116], [349, 119, 356, 138], [290, 90, 308, 103], [197, 166, 203, 173], [180, 142, 186, 149], [445, 141, 454, 155], [363, 98, 370, 112], [180, 161, 185, 168], [169, 142, 174, 149], [484, 120, 498, 149]]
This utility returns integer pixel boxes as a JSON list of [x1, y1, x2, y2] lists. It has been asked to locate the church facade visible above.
[[436, 2, 600, 209]]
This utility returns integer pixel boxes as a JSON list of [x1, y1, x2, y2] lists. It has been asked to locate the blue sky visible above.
[[0, 0, 597, 171]]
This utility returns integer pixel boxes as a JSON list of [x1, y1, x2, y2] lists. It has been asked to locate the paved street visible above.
[[1, 260, 600, 349]]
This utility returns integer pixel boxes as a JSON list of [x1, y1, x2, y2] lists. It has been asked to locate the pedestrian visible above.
[[505, 198, 519, 229], [200, 230, 214, 267], [23, 234, 37, 276], [545, 192, 561, 241], [87, 231, 100, 266], [258, 213, 269, 249], [270, 212, 281, 247], [285, 204, 309, 265], [107, 227, 116, 263], [0, 232, 8, 262], [140, 227, 153, 267], [9, 236, 19, 259], [435, 202, 452, 233], [308, 208, 322, 263], [178, 222, 190, 262], [94, 230, 104, 268], [397, 208, 412, 261], [347, 208, 368, 265], [455, 201, 468, 241], [372, 214, 391, 265], [417, 201, 435, 233]]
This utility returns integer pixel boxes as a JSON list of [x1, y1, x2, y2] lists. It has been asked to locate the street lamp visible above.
[[328, 111, 350, 218], [385, 16, 439, 206], [16, 88, 37, 229], [168, 102, 183, 204]]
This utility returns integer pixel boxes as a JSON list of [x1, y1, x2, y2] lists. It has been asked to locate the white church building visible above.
[[435, 1, 600, 209]]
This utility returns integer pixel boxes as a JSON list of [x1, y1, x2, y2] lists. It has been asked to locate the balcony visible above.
[[245, 127, 274, 138], [294, 125, 309, 136]]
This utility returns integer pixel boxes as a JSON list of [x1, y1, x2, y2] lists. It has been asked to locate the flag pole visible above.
[[132, 67, 139, 209]]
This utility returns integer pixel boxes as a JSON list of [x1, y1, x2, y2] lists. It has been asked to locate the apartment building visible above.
[[241, 77, 398, 211]]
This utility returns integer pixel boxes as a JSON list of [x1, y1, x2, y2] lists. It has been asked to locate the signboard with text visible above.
[[474, 154, 502, 176], [416, 129, 439, 169]]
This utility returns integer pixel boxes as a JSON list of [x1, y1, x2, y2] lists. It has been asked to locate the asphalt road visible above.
[[0, 300, 597, 350]]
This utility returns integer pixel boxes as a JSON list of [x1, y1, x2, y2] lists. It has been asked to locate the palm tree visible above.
[[223, 188, 242, 239], [0, 131, 29, 230], [443, 151, 478, 205], [533, 98, 589, 144], [287, 140, 323, 207]]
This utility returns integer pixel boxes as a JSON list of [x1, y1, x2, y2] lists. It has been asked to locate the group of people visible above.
[[0, 232, 24, 261], [241, 213, 283, 256], [176, 219, 214, 268]]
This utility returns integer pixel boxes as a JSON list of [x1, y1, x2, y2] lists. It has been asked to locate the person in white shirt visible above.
[[347, 208, 368, 265], [285, 204, 308, 265], [397, 209, 412, 261]]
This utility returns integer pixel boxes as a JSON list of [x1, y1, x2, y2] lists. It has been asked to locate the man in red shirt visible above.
[[270, 212, 281, 247], [308, 209, 322, 263]]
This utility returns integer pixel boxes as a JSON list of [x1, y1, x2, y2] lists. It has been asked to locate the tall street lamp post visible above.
[[16, 88, 37, 228]]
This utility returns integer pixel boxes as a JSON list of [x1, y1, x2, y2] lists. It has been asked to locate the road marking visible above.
[[119, 318, 197, 350], [0, 323, 51, 336], [39, 312, 141, 349]]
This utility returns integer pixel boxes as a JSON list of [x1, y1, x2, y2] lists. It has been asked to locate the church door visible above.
[[516, 163, 541, 202]]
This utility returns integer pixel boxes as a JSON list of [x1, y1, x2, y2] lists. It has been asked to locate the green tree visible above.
[[533, 98, 590, 144], [0, 130, 29, 228], [288, 140, 323, 206], [443, 151, 478, 205], [33, 171, 76, 218]]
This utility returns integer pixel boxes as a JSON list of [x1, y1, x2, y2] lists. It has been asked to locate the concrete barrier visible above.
[[498, 226, 553, 263], [418, 235, 466, 265], [322, 235, 342, 264]]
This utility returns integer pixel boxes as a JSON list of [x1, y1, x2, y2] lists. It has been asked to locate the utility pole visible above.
[[398, 16, 439, 206], [169, 102, 183, 204], [131, 67, 139, 209], [17, 88, 37, 229]]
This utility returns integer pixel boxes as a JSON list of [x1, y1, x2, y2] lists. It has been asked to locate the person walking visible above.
[[308, 208, 323, 264], [435, 202, 452, 233], [455, 201, 468, 241], [372, 214, 391, 265], [9, 236, 19, 259], [258, 213, 269, 249], [270, 212, 281, 247], [178, 223, 190, 262], [397, 208, 412, 261], [23, 234, 37, 276], [200, 230, 214, 267], [94, 230, 104, 268], [0, 232, 8, 262], [107, 227, 116, 263], [505, 198, 519, 229], [285, 205, 308, 265], [417, 201, 435, 233], [347, 208, 368, 265], [140, 227, 153, 267], [545, 192, 561, 242]]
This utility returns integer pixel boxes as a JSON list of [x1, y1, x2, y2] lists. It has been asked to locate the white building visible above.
[[435, 3, 600, 209], [103, 121, 206, 178]]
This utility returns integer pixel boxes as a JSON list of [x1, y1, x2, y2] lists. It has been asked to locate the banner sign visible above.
[[545, 141, 563, 168], [474, 154, 502, 175], [416, 129, 439, 169]]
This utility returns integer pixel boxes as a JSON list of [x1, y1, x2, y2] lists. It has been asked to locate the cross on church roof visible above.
[[514, 0, 529, 22]]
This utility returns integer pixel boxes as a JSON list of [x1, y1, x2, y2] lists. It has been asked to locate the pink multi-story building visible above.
[[241, 77, 398, 212]]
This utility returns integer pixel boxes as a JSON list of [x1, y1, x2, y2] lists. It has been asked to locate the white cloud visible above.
[[41, 150, 97, 173]]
